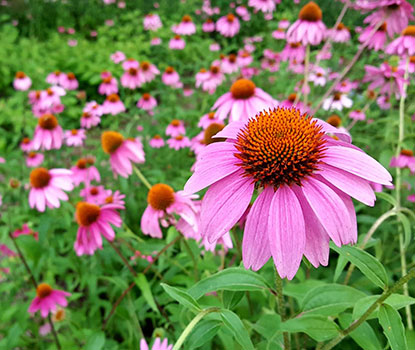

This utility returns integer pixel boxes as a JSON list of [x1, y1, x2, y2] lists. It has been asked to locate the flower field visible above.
[[1, 0, 415, 349]]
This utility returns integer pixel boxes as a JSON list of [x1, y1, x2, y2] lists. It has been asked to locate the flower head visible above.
[[28, 283, 71, 318]]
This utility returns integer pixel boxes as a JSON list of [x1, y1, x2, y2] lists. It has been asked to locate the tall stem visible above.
[[108, 240, 137, 277], [322, 267, 415, 350], [395, 56, 412, 329], [133, 165, 152, 190], [275, 270, 290, 349], [294, 45, 310, 107]]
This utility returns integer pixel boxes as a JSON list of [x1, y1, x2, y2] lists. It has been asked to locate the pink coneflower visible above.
[[237, 50, 253, 67], [102, 94, 126, 115], [13, 223, 39, 240], [151, 37, 162, 46], [280, 93, 307, 113], [359, 23, 387, 51], [363, 62, 406, 98], [21, 137, 33, 152], [105, 190, 126, 207], [46, 70, 62, 85], [272, 28, 286, 40], [336, 79, 358, 93], [236, 6, 251, 21], [377, 95, 392, 109], [399, 56, 415, 73], [65, 129, 86, 147], [33, 114, 63, 150], [40, 86, 66, 109], [201, 65, 224, 93], [138, 61, 159, 84], [141, 184, 198, 238], [71, 158, 101, 186], [309, 67, 328, 86], [279, 18, 290, 29], [328, 23, 350, 43], [0, 244, 16, 257], [28, 283, 70, 318], [110, 51, 126, 64], [149, 135, 165, 148], [212, 78, 277, 122], [98, 73, 118, 95], [26, 151, 44, 167], [386, 25, 415, 56], [13, 71, 32, 91], [80, 185, 112, 205], [363, 0, 414, 37], [144, 14, 162, 31], [287, 2, 326, 46], [167, 135, 191, 150], [202, 19, 215, 32], [162, 67, 181, 87], [323, 92, 353, 111], [137, 93, 157, 112], [248, 0, 280, 13], [195, 68, 210, 89], [166, 120, 185, 137], [60, 73, 78, 90], [169, 35, 186, 50], [349, 110, 366, 121], [101, 131, 145, 178], [140, 337, 173, 350], [280, 42, 305, 62], [216, 14, 240, 37], [74, 201, 123, 256], [221, 54, 239, 74], [184, 107, 392, 279], [198, 111, 221, 129], [81, 111, 101, 129], [390, 149, 415, 173], [172, 15, 196, 35], [29, 168, 73, 212], [261, 50, 280, 72], [210, 43, 221, 51], [121, 64, 141, 89]]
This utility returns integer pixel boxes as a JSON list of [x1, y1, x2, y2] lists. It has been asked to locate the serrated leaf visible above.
[[378, 304, 407, 350], [134, 273, 159, 313], [302, 284, 366, 316], [188, 268, 271, 299], [221, 310, 255, 350], [187, 319, 222, 348], [330, 243, 388, 289], [161, 283, 201, 312], [281, 315, 338, 342]]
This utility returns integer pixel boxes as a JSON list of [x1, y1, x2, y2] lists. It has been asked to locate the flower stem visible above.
[[133, 164, 152, 190], [294, 44, 310, 107], [322, 267, 415, 350], [108, 240, 137, 277], [172, 307, 220, 350], [275, 270, 290, 349]]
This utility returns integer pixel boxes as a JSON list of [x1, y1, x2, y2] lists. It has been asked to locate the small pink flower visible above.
[[236, 6, 250, 21], [121, 64, 141, 89], [102, 94, 126, 115], [143, 14, 162, 31], [68, 39, 78, 47], [386, 25, 415, 56], [74, 201, 123, 256], [210, 43, 221, 51], [46, 71, 62, 85], [71, 157, 101, 186], [167, 135, 191, 150], [169, 35, 186, 50], [140, 337, 173, 350], [29, 168, 73, 212], [21, 137, 33, 152], [137, 93, 157, 111], [390, 149, 415, 173], [28, 283, 71, 318], [198, 112, 221, 129], [105, 190, 125, 207], [65, 129, 86, 147], [151, 37, 162, 46], [166, 120, 185, 137], [101, 131, 145, 178], [279, 18, 290, 29], [280, 42, 305, 62], [221, 54, 239, 74], [13, 71, 32, 91], [202, 19, 215, 32], [141, 184, 198, 238], [33, 114, 63, 151], [272, 28, 285, 40], [216, 14, 240, 37], [322, 93, 353, 111], [98, 73, 118, 95], [349, 110, 366, 121], [12, 223, 39, 240], [172, 15, 196, 35], [60, 73, 78, 90], [0, 244, 16, 258], [138, 61, 160, 84], [248, 0, 280, 13], [149, 135, 165, 148], [328, 23, 350, 43], [80, 185, 112, 205], [110, 51, 126, 64], [26, 152, 44, 168], [162, 67, 181, 87], [359, 24, 387, 51]]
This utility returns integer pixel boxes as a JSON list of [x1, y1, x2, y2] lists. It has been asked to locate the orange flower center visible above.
[[82, 112, 91, 119], [67, 72, 75, 80], [288, 93, 297, 102], [290, 42, 301, 48], [227, 14, 235, 22], [171, 119, 181, 127], [228, 54, 237, 63], [47, 88, 54, 96], [71, 129, 78, 135], [327, 115, 341, 127], [28, 152, 37, 158], [199, 68, 207, 73], [15, 71, 26, 79], [208, 112, 216, 119], [379, 23, 387, 32], [154, 134, 162, 139], [210, 65, 220, 74], [333, 93, 342, 101], [103, 76, 112, 83], [299, 1, 322, 22], [76, 202, 101, 226], [147, 184, 175, 210], [230, 79, 256, 99], [30, 168, 51, 188], [204, 123, 225, 145], [36, 283, 53, 298], [175, 135, 184, 141], [54, 70, 61, 75], [206, 18, 213, 23], [140, 61, 150, 71], [101, 131, 124, 154], [128, 68, 138, 75], [38, 114, 58, 130], [401, 149, 414, 157], [165, 66, 174, 74], [107, 94, 120, 103], [235, 107, 326, 188], [142, 93, 151, 100], [402, 25, 415, 36], [410, 56, 415, 64], [182, 15, 192, 23], [105, 196, 113, 203], [336, 23, 346, 30], [53, 309, 66, 322], [174, 34, 181, 40], [22, 137, 30, 144], [76, 158, 87, 169]]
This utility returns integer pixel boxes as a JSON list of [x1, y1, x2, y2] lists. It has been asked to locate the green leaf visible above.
[[84, 331, 106, 350], [333, 255, 348, 283], [188, 268, 271, 299], [397, 212, 412, 248], [222, 290, 244, 309], [330, 243, 388, 289], [338, 313, 382, 350], [161, 283, 201, 312], [378, 303, 407, 350], [253, 314, 281, 340], [220, 309, 255, 350], [134, 273, 159, 313], [406, 330, 415, 349], [376, 192, 397, 206], [302, 284, 366, 316], [187, 319, 222, 348], [283, 280, 325, 301], [281, 315, 339, 342]]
